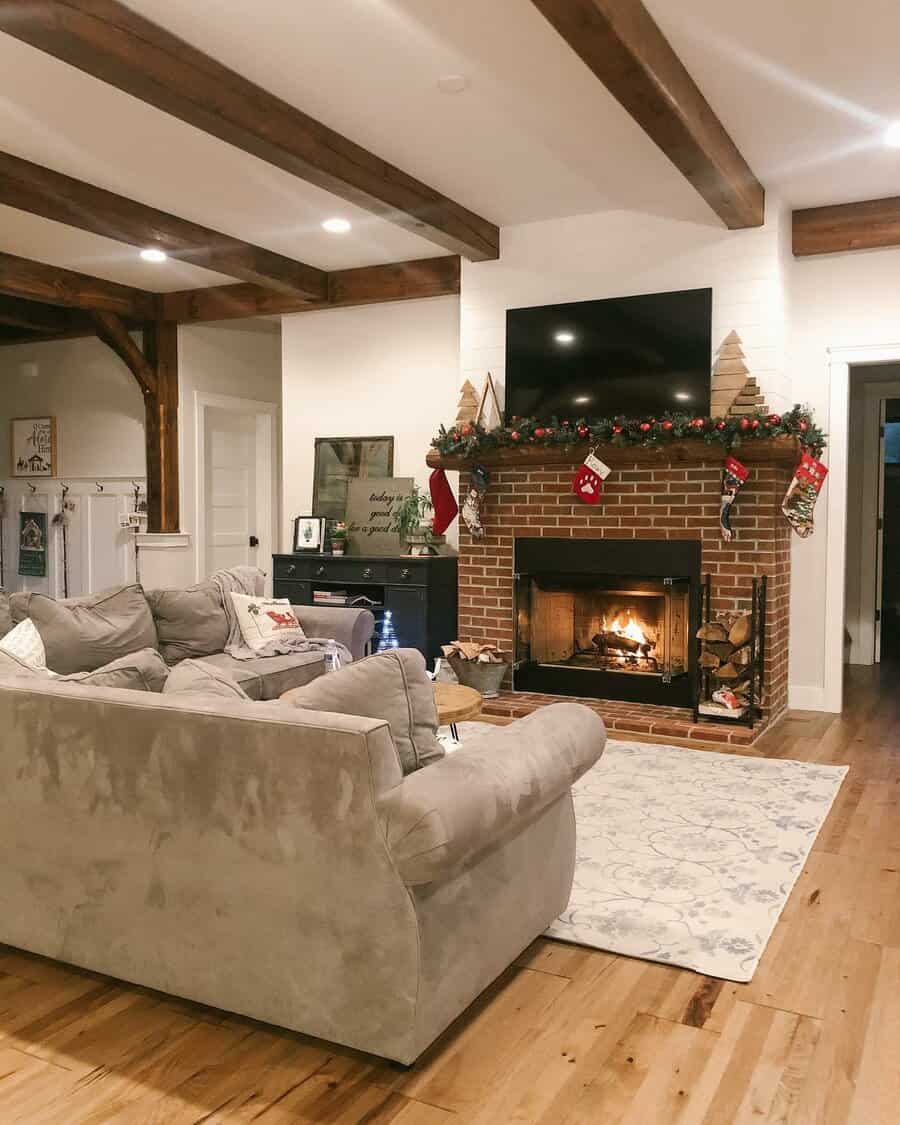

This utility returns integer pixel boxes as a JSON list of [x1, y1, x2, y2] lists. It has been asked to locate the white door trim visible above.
[[194, 391, 278, 584], [825, 343, 900, 712]]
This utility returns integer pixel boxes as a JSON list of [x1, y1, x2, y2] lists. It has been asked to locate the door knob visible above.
[[249, 535, 259, 547]]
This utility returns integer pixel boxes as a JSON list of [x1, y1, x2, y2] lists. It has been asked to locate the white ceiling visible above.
[[1, 0, 899, 292]]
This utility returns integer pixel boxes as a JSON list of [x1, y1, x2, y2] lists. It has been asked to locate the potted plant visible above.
[[329, 521, 348, 556], [391, 485, 444, 555]]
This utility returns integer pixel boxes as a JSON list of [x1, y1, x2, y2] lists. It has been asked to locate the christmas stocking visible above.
[[782, 452, 827, 538], [429, 468, 459, 535], [572, 452, 611, 505], [720, 455, 749, 542], [461, 464, 490, 539]]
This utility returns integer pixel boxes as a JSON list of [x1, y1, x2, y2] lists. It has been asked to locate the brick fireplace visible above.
[[447, 446, 794, 748]]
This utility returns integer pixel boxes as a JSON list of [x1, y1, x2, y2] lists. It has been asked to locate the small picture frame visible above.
[[11, 417, 56, 478], [292, 515, 325, 552]]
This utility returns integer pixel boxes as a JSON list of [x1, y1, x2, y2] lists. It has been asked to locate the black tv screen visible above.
[[505, 288, 712, 423]]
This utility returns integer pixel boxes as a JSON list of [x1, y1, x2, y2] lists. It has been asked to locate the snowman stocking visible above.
[[720, 455, 749, 542], [782, 452, 827, 538], [461, 464, 490, 539]]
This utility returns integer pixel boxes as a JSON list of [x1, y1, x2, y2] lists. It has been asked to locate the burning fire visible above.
[[602, 611, 650, 647]]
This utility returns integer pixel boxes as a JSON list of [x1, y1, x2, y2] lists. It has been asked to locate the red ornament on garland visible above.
[[767, 413, 782, 426], [662, 420, 674, 431], [715, 420, 727, 431], [450, 430, 460, 442], [612, 424, 623, 435], [690, 417, 706, 430], [739, 418, 751, 432], [639, 421, 652, 433], [461, 424, 473, 437], [534, 427, 546, 439], [798, 420, 809, 432], [510, 430, 520, 442], [577, 424, 590, 438], [750, 418, 760, 431]]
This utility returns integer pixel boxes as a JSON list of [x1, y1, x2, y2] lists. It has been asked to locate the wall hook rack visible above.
[[27, 482, 36, 494], [96, 482, 104, 493]]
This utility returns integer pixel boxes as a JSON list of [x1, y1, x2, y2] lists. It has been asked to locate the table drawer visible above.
[[274, 556, 387, 583]]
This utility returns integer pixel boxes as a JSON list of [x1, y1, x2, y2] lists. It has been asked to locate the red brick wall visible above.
[[457, 456, 793, 722]]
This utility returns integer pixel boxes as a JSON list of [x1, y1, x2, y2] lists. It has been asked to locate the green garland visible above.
[[432, 404, 825, 459]]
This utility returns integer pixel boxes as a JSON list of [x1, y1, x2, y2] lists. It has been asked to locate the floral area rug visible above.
[[546, 739, 847, 982]]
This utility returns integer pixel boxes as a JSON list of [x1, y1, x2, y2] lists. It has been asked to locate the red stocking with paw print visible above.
[[572, 452, 611, 505]]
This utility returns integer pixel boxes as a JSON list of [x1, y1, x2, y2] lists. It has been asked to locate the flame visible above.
[[603, 611, 649, 646]]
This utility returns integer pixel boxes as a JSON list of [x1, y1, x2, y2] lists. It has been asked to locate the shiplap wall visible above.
[[0, 478, 144, 598]]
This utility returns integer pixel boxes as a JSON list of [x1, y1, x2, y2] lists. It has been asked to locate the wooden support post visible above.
[[142, 321, 180, 534]]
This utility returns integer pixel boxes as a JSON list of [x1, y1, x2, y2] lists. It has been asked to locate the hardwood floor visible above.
[[0, 665, 896, 1123]]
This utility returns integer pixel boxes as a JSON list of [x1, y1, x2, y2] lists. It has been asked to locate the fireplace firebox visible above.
[[513, 538, 701, 706]]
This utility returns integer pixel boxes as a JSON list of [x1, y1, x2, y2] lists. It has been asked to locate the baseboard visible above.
[[788, 683, 828, 712]]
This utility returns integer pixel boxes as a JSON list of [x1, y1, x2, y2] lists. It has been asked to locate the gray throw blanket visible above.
[[211, 566, 352, 666]]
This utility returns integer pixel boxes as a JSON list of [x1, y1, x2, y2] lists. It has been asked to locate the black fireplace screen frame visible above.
[[513, 538, 702, 707]]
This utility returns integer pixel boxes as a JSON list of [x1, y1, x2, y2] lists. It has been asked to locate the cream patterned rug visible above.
[[546, 740, 847, 982]]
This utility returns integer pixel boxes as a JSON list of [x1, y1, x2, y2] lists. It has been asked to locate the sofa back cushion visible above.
[[58, 648, 169, 692], [10, 584, 158, 675], [281, 648, 444, 774], [0, 590, 12, 639], [145, 582, 229, 665]]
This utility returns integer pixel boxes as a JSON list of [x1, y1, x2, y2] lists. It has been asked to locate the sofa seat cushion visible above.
[[163, 658, 251, 702], [10, 584, 158, 675], [194, 651, 325, 701], [281, 649, 444, 774], [145, 582, 229, 666], [58, 648, 169, 692]]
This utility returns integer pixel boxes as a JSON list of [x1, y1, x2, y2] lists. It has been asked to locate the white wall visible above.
[[461, 204, 793, 415], [788, 249, 900, 707], [0, 334, 145, 479], [281, 296, 461, 550]]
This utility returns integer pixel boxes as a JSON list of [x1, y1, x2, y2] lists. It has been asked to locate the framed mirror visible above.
[[313, 436, 394, 521]]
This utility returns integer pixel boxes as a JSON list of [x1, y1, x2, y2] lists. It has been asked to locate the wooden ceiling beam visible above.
[[0, 293, 94, 334], [792, 196, 900, 256], [0, 150, 327, 298], [0, 0, 499, 262], [0, 251, 157, 318], [529, 0, 765, 228], [161, 255, 461, 323]]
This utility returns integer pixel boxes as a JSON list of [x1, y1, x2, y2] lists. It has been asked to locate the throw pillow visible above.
[[230, 593, 306, 653], [145, 582, 229, 666], [163, 658, 251, 702], [282, 648, 444, 774], [0, 589, 12, 639], [10, 584, 158, 675], [58, 648, 169, 692], [0, 617, 51, 673]]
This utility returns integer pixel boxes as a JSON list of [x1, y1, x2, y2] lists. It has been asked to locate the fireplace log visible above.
[[704, 640, 736, 661], [592, 631, 647, 654], [699, 650, 722, 670], [696, 622, 729, 642]]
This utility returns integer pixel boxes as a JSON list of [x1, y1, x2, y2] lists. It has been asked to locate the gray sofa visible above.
[[0, 661, 605, 1063], [2, 583, 375, 699]]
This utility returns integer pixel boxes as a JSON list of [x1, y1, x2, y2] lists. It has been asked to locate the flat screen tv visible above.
[[504, 288, 712, 423]]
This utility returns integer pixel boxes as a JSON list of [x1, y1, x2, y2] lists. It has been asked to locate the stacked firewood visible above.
[[697, 613, 755, 707], [441, 640, 507, 664]]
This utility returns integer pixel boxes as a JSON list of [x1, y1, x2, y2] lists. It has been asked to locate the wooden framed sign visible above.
[[345, 477, 413, 555], [11, 417, 56, 478]]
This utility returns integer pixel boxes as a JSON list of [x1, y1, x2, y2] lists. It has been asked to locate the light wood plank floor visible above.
[[0, 665, 896, 1123]]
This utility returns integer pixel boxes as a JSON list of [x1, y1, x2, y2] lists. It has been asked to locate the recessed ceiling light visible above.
[[884, 121, 900, 147], [140, 247, 167, 263], [322, 218, 351, 234], [437, 74, 470, 95], [554, 331, 576, 345], [675, 391, 691, 401], [574, 395, 591, 405]]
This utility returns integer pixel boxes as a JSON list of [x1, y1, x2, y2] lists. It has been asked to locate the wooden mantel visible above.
[[425, 435, 802, 470]]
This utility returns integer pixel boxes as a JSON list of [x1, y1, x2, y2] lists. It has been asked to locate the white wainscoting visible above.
[[0, 478, 144, 598]]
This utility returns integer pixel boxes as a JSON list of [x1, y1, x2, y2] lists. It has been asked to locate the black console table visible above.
[[273, 553, 458, 664]]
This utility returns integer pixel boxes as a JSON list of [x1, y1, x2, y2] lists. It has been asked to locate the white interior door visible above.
[[198, 394, 276, 582], [875, 398, 887, 662]]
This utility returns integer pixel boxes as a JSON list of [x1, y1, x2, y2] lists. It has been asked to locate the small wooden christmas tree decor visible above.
[[711, 331, 769, 417], [455, 379, 480, 425]]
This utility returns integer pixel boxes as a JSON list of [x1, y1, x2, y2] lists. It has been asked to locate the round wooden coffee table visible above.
[[434, 682, 482, 740]]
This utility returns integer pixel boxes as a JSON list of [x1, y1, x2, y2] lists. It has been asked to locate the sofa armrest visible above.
[[378, 703, 606, 886], [290, 605, 375, 662]]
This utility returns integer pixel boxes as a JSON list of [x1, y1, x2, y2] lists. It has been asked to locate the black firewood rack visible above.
[[694, 574, 767, 729]]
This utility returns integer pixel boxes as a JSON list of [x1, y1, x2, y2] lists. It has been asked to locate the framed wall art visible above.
[[312, 436, 394, 521], [292, 515, 325, 552], [11, 417, 56, 478], [18, 511, 48, 578]]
